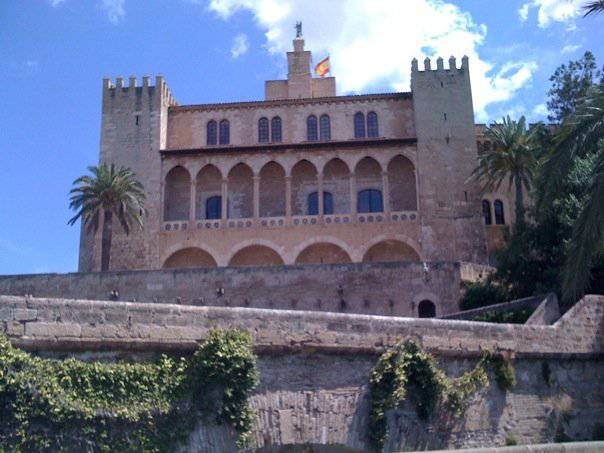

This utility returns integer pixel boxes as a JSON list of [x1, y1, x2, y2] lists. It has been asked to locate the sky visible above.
[[0, 0, 603, 275]]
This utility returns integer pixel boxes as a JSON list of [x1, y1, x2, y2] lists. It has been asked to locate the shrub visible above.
[[460, 280, 508, 311]]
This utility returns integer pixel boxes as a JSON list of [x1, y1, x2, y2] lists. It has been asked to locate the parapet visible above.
[[411, 55, 469, 73], [102, 75, 178, 106]]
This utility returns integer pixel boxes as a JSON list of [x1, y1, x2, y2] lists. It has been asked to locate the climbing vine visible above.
[[367, 340, 492, 452], [0, 329, 258, 452]]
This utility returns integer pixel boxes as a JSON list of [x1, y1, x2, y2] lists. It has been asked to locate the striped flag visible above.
[[314, 56, 330, 77]]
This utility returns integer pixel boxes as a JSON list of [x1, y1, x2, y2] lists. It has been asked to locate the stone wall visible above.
[[0, 261, 464, 317], [1, 294, 603, 451]]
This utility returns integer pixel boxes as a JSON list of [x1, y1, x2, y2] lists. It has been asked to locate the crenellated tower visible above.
[[78, 75, 178, 271], [411, 56, 487, 263]]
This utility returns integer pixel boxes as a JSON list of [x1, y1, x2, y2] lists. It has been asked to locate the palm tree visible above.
[[471, 116, 539, 227], [68, 164, 147, 272], [584, 0, 604, 16], [541, 83, 604, 303]]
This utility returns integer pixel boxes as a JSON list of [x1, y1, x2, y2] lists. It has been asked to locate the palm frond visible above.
[[584, 0, 604, 16]]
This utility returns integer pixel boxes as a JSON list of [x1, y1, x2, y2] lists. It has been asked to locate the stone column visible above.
[[285, 176, 292, 218], [189, 180, 196, 223], [253, 175, 260, 219], [317, 173, 324, 216], [350, 172, 357, 215], [382, 171, 390, 214], [221, 178, 228, 221]]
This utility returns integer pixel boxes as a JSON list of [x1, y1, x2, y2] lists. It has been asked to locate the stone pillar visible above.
[[221, 178, 228, 221], [189, 180, 196, 223], [253, 175, 260, 219], [350, 172, 357, 215], [317, 173, 324, 216], [285, 176, 292, 218], [382, 171, 390, 214]]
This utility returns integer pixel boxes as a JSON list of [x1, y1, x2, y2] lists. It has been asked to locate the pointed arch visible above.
[[291, 159, 318, 216], [388, 154, 417, 211], [196, 164, 222, 220], [323, 158, 351, 214], [228, 163, 253, 219], [259, 161, 286, 217], [164, 166, 191, 221]]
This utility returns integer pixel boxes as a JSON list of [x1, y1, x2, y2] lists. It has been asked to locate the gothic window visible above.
[[357, 189, 383, 213], [494, 199, 505, 225], [482, 200, 492, 225], [271, 116, 282, 142], [354, 112, 365, 138], [206, 196, 222, 220], [258, 117, 269, 143], [207, 120, 217, 145], [219, 120, 230, 145], [418, 300, 436, 318], [307, 191, 333, 215], [307, 115, 318, 141], [319, 114, 331, 140], [367, 111, 379, 137]]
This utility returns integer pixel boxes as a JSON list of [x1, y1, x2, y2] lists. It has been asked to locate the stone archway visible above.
[[228, 245, 285, 267], [163, 247, 217, 269], [295, 242, 352, 265], [164, 166, 191, 221], [362, 240, 420, 263]]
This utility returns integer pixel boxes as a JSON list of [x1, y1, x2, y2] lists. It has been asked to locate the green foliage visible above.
[[493, 355, 516, 391], [473, 308, 532, 324], [0, 329, 258, 452], [367, 340, 491, 452], [505, 433, 518, 446], [460, 280, 508, 311]]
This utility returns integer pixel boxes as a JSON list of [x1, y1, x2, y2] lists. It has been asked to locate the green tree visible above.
[[68, 164, 147, 272], [471, 116, 539, 227], [584, 1, 604, 16], [541, 84, 604, 303], [547, 51, 603, 123]]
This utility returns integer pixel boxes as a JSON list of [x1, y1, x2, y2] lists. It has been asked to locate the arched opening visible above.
[[482, 200, 492, 225], [219, 119, 230, 145], [164, 166, 190, 221], [319, 114, 331, 140], [295, 243, 352, 265], [494, 199, 505, 225], [418, 300, 436, 318], [323, 158, 350, 214], [307, 115, 318, 141], [259, 162, 286, 217], [291, 160, 318, 216], [271, 116, 282, 142], [362, 240, 420, 263], [354, 112, 365, 138], [206, 120, 217, 145], [228, 163, 253, 219], [228, 245, 284, 267], [355, 157, 383, 212], [163, 247, 217, 269], [258, 117, 269, 143], [388, 155, 417, 211], [367, 111, 379, 137], [196, 165, 222, 220]]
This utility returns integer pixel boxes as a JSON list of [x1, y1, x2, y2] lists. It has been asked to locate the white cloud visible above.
[[101, 0, 125, 24], [561, 43, 581, 54], [207, 0, 536, 121], [532, 103, 548, 117], [518, 3, 530, 22], [48, 0, 66, 7], [519, 0, 583, 28], [230, 33, 249, 58]]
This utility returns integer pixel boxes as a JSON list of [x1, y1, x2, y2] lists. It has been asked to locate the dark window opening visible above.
[[219, 120, 230, 145], [271, 116, 282, 142], [319, 114, 331, 140], [354, 112, 365, 138], [357, 189, 383, 213], [367, 111, 379, 138], [418, 300, 436, 318], [494, 199, 505, 225], [206, 196, 222, 220], [307, 191, 333, 215], [258, 117, 269, 143], [482, 200, 492, 225], [307, 115, 318, 141], [207, 120, 217, 145]]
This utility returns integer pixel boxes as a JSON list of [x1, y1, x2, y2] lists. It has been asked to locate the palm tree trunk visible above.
[[101, 209, 113, 272], [514, 177, 525, 227]]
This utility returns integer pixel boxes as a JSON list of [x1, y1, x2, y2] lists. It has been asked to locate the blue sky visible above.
[[1, 0, 603, 275]]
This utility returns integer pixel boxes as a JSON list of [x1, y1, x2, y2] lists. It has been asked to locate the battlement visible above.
[[102, 75, 178, 106], [411, 55, 469, 73]]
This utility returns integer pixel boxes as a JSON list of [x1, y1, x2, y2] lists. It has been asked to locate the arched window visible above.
[[494, 200, 505, 225], [319, 114, 331, 140], [219, 120, 230, 145], [307, 115, 318, 141], [357, 189, 383, 213], [307, 191, 333, 215], [258, 117, 269, 143], [418, 300, 436, 318], [271, 116, 282, 142], [482, 200, 492, 225], [207, 120, 217, 145], [206, 196, 222, 220], [367, 111, 378, 137], [354, 112, 365, 138]]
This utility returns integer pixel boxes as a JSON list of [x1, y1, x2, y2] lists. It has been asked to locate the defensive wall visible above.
[[1, 293, 603, 451], [0, 261, 494, 317]]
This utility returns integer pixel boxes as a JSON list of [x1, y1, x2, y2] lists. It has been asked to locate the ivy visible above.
[[0, 329, 258, 452], [493, 354, 517, 391], [367, 340, 492, 452]]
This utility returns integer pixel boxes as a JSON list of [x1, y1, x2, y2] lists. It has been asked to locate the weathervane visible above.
[[295, 21, 302, 38]]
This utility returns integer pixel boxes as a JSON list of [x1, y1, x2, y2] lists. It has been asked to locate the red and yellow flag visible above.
[[314, 56, 330, 77]]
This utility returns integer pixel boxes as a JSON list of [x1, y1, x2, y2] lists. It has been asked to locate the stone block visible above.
[[13, 308, 37, 322]]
